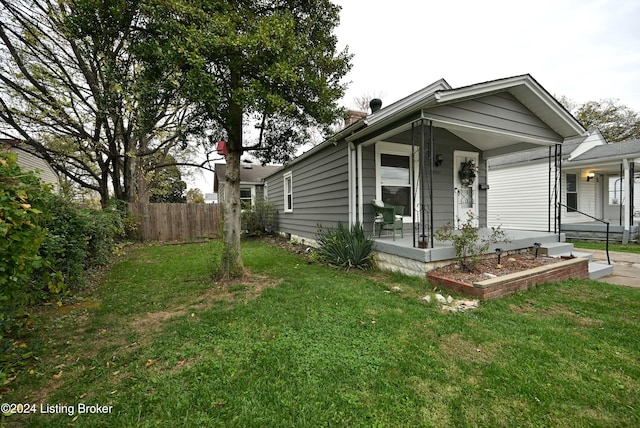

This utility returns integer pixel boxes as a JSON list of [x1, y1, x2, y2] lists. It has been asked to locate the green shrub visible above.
[[315, 223, 374, 270], [434, 213, 509, 272], [241, 198, 278, 236], [0, 152, 48, 299], [34, 195, 125, 291]]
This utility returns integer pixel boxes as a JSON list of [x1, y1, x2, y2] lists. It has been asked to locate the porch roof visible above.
[[346, 74, 586, 155]]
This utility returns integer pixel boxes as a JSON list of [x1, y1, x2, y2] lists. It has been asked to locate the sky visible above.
[[187, 0, 640, 194]]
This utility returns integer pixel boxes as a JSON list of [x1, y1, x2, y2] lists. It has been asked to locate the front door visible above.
[[453, 151, 479, 229]]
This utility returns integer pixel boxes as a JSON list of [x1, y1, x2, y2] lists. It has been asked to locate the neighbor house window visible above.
[[380, 153, 411, 216], [283, 172, 293, 212], [566, 173, 577, 212], [240, 188, 252, 207]]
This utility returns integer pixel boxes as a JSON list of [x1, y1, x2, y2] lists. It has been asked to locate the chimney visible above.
[[370, 98, 382, 113], [343, 110, 367, 128]]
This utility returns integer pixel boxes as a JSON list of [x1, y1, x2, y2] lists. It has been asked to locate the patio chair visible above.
[[371, 199, 404, 240]]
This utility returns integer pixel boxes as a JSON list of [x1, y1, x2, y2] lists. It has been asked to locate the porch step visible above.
[[570, 251, 593, 262], [588, 262, 615, 280], [539, 242, 575, 257]]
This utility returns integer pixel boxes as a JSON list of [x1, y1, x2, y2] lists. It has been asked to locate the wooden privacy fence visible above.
[[128, 203, 222, 241]]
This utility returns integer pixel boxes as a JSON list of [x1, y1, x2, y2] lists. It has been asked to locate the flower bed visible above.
[[427, 256, 589, 299]]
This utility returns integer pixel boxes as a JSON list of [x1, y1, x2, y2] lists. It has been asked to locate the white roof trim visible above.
[[363, 78, 451, 127], [434, 75, 585, 138]]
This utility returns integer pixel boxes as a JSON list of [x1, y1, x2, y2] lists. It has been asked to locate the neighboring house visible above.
[[263, 74, 586, 252], [488, 133, 640, 243], [1, 139, 59, 190], [214, 161, 281, 206]]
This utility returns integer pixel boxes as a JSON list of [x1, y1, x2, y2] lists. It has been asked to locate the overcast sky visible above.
[[334, 0, 640, 111], [190, 0, 640, 193]]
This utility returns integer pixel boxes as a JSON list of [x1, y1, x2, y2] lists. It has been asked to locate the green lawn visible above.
[[571, 240, 640, 254], [2, 240, 639, 427]]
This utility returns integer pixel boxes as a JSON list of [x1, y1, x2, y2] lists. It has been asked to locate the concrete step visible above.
[[568, 251, 593, 262], [539, 242, 574, 257], [589, 262, 614, 280]]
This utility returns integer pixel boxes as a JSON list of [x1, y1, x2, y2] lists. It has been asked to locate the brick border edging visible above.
[[426, 258, 589, 299]]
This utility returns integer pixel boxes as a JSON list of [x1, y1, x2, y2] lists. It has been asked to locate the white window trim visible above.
[[375, 142, 418, 223], [565, 172, 579, 216], [283, 171, 293, 213]]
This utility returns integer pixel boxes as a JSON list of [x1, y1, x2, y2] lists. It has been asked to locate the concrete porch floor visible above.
[[373, 228, 564, 264]]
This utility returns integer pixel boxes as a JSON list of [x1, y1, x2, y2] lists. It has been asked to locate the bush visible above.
[[315, 223, 374, 270], [0, 151, 48, 313], [241, 198, 278, 236], [434, 213, 509, 272], [34, 194, 125, 291]]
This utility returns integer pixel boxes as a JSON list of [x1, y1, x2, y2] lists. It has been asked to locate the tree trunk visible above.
[[219, 71, 245, 279]]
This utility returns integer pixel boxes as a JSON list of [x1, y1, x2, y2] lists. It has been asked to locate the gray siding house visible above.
[[214, 162, 281, 206], [264, 75, 587, 275]]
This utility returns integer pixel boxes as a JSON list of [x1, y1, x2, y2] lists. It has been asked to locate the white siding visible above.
[[489, 164, 600, 231], [487, 162, 549, 230], [10, 148, 59, 189]]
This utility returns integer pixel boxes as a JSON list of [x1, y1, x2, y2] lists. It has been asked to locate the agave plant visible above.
[[315, 223, 374, 270]]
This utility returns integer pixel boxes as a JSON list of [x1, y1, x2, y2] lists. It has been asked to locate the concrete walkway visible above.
[[586, 249, 640, 288]]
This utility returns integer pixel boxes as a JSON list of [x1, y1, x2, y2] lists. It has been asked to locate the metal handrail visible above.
[[557, 203, 610, 265]]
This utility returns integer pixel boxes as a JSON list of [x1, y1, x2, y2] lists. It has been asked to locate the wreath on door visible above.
[[459, 159, 476, 186]]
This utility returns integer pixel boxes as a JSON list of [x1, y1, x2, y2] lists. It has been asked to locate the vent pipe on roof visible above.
[[370, 98, 382, 113]]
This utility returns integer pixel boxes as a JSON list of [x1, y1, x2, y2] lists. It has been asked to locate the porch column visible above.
[[623, 158, 631, 243]]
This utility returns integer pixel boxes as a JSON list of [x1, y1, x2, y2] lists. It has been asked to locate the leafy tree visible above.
[[149, 155, 187, 203], [186, 188, 205, 204], [558, 96, 640, 142], [0, 0, 208, 206], [142, 0, 352, 278]]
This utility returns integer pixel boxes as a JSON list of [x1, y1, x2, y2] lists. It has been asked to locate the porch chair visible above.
[[371, 199, 404, 241]]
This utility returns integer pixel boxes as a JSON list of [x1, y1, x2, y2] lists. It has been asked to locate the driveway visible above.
[[588, 249, 640, 288]]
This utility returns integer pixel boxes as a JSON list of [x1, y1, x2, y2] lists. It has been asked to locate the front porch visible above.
[[562, 221, 639, 243], [372, 228, 564, 277]]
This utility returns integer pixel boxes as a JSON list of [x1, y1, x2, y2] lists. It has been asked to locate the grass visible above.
[[570, 240, 640, 254], [2, 239, 640, 427]]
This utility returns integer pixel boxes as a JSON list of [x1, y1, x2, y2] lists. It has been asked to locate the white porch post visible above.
[[357, 144, 364, 225], [623, 158, 631, 243]]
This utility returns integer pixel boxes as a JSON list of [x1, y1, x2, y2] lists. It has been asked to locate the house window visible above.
[[608, 176, 622, 205], [240, 188, 252, 207], [566, 173, 577, 212], [380, 153, 411, 216], [283, 172, 293, 212]]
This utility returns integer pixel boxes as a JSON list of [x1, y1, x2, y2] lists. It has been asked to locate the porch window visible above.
[[380, 153, 411, 216], [283, 172, 293, 212], [566, 173, 577, 212]]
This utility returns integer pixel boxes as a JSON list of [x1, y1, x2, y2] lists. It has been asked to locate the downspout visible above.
[[348, 142, 355, 227], [357, 144, 364, 224]]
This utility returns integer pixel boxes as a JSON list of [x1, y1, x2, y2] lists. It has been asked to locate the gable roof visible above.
[[488, 128, 606, 169], [214, 162, 281, 191], [354, 74, 585, 145], [568, 139, 640, 163], [266, 74, 587, 175]]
